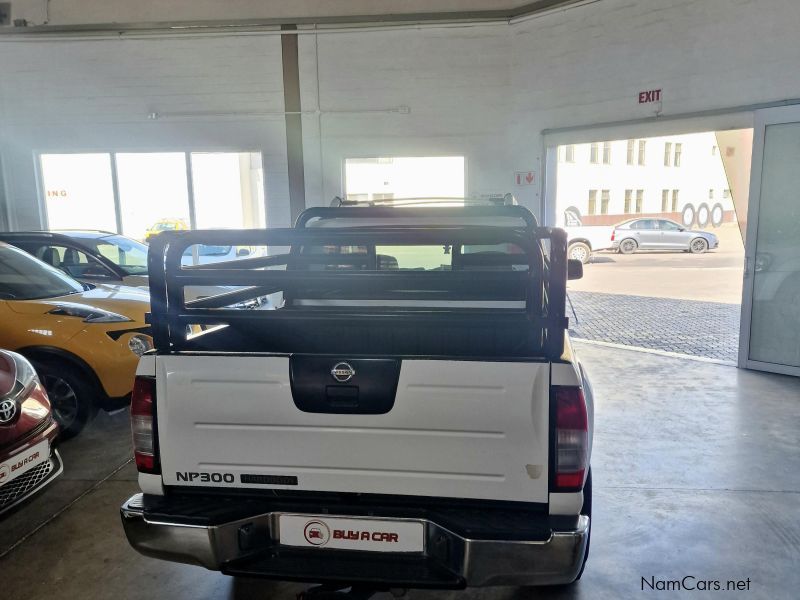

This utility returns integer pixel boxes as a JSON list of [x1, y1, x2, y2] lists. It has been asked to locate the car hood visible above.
[[6, 285, 150, 323]]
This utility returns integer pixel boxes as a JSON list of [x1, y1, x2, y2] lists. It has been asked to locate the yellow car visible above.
[[0, 242, 152, 438], [144, 218, 189, 242]]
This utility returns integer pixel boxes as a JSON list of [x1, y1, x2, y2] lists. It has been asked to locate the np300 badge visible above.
[[330, 362, 356, 383]]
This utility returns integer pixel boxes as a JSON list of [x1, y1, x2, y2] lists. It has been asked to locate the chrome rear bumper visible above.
[[121, 493, 589, 588]]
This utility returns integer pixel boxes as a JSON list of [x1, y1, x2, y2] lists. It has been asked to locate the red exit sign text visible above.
[[638, 89, 662, 104]]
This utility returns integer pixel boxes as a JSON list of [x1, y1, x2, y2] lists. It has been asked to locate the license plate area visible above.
[[279, 514, 425, 553], [0, 440, 49, 487]]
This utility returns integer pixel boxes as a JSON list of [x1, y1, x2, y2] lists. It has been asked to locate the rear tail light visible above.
[[610, 230, 616, 241], [131, 376, 159, 474], [553, 386, 588, 492]]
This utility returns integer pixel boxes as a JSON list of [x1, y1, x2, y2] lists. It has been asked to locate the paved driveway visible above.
[[568, 290, 740, 362], [566, 224, 743, 361]]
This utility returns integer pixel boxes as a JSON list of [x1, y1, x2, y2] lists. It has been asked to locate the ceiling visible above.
[[4, 0, 587, 31]]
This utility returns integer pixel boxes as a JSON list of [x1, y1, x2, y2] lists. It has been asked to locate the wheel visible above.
[[689, 237, 709, 254], [33, 361, 99, 439], [618, 238, 638, 254], [568, 242, 592, 264]]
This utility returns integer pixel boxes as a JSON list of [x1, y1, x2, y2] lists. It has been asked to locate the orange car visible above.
[[0, 243, 151, 438]]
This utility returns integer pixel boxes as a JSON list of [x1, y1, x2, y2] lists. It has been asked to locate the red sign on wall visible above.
[[515, 171, 535, 186], [638, 89, 662, 104]]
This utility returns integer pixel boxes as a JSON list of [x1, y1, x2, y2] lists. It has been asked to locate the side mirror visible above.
[[236, 247, 251, 257], [678, 227, 686, 232], [567, 259, 584, 280]]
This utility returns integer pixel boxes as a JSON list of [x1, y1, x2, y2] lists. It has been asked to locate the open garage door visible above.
[[740, 106, 800, 376], [544, 122, 753, 364]]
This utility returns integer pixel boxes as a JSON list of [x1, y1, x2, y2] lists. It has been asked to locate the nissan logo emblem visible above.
[[331, 362, 356, 383], [0, 399, 17, 424]]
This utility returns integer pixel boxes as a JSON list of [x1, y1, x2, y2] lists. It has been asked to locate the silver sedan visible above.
[[611, 218, 719, 254]]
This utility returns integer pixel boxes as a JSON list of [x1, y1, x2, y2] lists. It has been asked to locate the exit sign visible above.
[[638, 89, 662, 104]]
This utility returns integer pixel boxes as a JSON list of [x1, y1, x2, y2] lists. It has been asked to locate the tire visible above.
[[618, 238, 638, 254], [568, 242, 592, 264], [696, 202, 710, 228], [682, 204, 696, 227], [33, 361, 99, 439], [711, 203, 724, 227], [689, 237, 709, 254]]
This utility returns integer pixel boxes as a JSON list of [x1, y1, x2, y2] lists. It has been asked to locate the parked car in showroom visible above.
[[0, 230, 267, 306], [0, 349, 62, 516], [611, 218, 719, 254], [0, 242, 152, 438]]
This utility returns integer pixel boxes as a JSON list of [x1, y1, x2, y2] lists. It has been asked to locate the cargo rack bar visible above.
[[146, 206, 568, 359]]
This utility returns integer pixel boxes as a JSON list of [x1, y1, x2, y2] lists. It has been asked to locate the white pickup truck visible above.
[[120, 203, 594, 593]]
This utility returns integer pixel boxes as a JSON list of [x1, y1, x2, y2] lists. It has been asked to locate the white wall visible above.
[[0, 34, 290, 229], [3, 0, 800, 229]]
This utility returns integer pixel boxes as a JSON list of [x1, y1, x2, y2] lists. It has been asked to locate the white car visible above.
[[120, 202, 594, 591]]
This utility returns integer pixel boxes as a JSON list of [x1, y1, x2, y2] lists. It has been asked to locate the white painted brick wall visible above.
[[2, 0, 800, 228]]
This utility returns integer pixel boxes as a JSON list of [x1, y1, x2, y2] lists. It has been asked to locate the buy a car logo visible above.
[[304, 520, 330, 546]]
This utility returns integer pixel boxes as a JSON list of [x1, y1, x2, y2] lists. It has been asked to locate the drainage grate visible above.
[[0, 458, 55, 510]]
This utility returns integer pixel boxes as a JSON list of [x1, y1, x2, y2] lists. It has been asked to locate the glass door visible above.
[[739, 106, 800, 375]]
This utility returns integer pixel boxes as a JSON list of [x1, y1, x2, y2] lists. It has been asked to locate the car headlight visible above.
[[49, 303, 132, 323], [127, 334, 153, 357]]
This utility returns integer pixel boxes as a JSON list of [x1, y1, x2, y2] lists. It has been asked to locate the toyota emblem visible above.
[[330, 362, 356, 383], [0, 399, 17, 424]]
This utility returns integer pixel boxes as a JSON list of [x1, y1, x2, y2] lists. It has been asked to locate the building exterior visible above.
[[556, 132, 737, 228]]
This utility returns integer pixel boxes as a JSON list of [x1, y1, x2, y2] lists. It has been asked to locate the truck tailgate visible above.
[[156, 355, 551, 503]]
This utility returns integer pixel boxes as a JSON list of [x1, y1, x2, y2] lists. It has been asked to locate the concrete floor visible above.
[[2, 341, 799, 600]]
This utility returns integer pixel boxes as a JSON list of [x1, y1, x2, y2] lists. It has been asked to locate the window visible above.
[[660, 220, 681, 231], [40, 154, 118, 232], [723, 189, 731, 199], [588, 190, 598, 215], [590, 143, 599, 164], [636, 190, 644, 213], [565, 145, 575, 163], [601, 190, 610, 214], [116, 153, 191, 242], [41, 151, 267, 242], [630, 219, 656, 230], [626, 140, 635, 165], [672, 189, 679, 212], [674, 143, 682, 166], [191, 152, 266, 231], [664, 142, 672, 166], [709, 189, 715, 200], [602, 142, 611, 164], [638, 140, 646, 165], [624, 189, 632, 213], [661, 189, 670, 212], [345, 156, 465, 201], [32, 244, 116, 281]]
